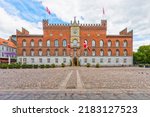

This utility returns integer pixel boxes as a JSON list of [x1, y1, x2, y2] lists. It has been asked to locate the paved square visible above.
[[0, 67, 150, 100]]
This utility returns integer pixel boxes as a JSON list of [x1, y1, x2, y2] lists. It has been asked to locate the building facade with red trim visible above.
[[16, 18, 133, 66]]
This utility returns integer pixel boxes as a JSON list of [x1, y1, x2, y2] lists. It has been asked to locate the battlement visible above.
[[120, 28, 133, 37], [16, 28, 29, 36]]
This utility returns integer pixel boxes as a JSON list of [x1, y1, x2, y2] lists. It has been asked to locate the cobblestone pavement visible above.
[[0, 67, 150, 100]]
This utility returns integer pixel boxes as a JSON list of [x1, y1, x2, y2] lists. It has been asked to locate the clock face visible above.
[[73, 30, 77, 34]]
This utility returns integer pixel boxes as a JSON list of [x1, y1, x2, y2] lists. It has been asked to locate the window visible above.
[[47, 49, 50, 56], [108, 49, 112, 56], [92, 58, 95, 63], [116, 58, 119, 63], [55, 58, 58, 63], [39, 40, 42, 47], [123, 40, 128, 47], [31, 49, 34, 56], [100, 58, 103, 63], [31, 40, 34, 47], [100, 49, 104, 56], [92, 40, 96, 47], [108, 58, 111, 63], [108, 40, 112, 47], [31, 58, 34, 63], [124, 58, 127, 63], [63, 39, 67, 47], [19, 58, 22, 63], [55, 49, 58, 56], [116, 49, 120, 56], [23, 49, 26, 56], [47, 58, 50, 63], [124, 49, 128, 56], [39, 49, 42, 56], [47, 40, 50, 47], [63, 49, 66, 56], [63, 58, 66, 63], [23, 40, 26, 47], [84, 58, 87, 63], [100, 40, 104, 47], [73, 39, 78, 47], [84, 50, 88, 56], [55, 40, 59, 47], [116, 40, 120, 47], [85, 40, 88, 45], [92, 50, 96, 56], [39, 58, 42, 63], [23, 58, 27, 64]]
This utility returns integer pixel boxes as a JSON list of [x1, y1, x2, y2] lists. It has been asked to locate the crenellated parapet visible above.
[[16, 27, 29, 36], [119, 28, 133, 37]]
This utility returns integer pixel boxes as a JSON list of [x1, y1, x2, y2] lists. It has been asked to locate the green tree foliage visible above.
[[133, 45, 150, 64]]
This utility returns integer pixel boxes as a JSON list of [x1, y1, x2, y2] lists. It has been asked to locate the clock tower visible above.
[[70, 17, 80, 48]]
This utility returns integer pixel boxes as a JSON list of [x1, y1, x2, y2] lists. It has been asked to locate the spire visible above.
[[73, 16, 77, 24], [71, 16, 79, 26]]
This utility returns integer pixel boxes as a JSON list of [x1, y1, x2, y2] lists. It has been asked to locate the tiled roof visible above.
[[0, 38, 16, 48]]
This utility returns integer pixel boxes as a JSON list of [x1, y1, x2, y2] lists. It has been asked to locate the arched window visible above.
[[55, 40, 59, 47], [116, 40, 120, 47], [47, 40, 50, 47], [100, 49, 104, 56], [73, 39, 78, 47], [47, 49, 50, 56], [63, 49, 67, 56], [116, 49, 120, 56], [30, 40, 34, 47], [22, 40, 26, 47], [108, 49, 112, 56], [30, 49, 34, 56], [92, 49, 96, 56], [123, 40, 128, 47], [84, 49, 88, 56], [55, 49, 58, 56], [108, 40, 112, 47], [63, 39, 67, 47], [23, 49, 26, 56], [39, 40, 42, 47], [124, 49, 128, 56], [92, 40, 96, 47], [100, 40, 104, 47], [38, 49, 42, 56]]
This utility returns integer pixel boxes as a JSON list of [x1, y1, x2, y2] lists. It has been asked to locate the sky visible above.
[[0, 0, 150, 51]]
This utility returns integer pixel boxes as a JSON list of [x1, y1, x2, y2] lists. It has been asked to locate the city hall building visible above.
[[16, 18, 133, 66]]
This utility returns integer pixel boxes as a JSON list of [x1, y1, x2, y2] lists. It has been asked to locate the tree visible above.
[[133, 45, 150, 64]]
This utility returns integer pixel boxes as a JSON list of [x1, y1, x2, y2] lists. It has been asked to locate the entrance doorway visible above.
[[73, 57, 78, 66]]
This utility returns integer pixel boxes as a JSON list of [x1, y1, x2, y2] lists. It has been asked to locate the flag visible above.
[[87, 46, 91, 51], [46, 7, 51, 15], [67, 44, 70, 48], [83, 41, 87, 48], [103, 7, 105, 15]]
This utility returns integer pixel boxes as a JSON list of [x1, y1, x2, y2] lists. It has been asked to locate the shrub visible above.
[[39, 64, 45, 68], [86, 63, 90, 67], [51, 64, 56, 68], [21, 64, 28, 69], [96, 63, 100, 68], [33, 64, 38, 69], [139, 64, 144, 67], [61, 63, 65, 67], [45, 64, 51, 68], [27, 64, 33, 69], [1, 64, 8, 69], [8, 64, 14, 69]]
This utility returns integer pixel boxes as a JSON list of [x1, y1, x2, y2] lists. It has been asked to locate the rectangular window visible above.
[[47, 58, 50, 63], [19, 58, 22, 63], [116, 58, 119, 63], [84, 58, 87, 63], [23, 58, 27, 64], [124, 58, 127, 63], [108, 58, 111, 63], [55, 58, 58, 63], [100, 58, 103, 63], [63, 58, 66, 63], [39, 58, 42, 63], [31, 58, 34, 63], [92, 58, 95, 63]]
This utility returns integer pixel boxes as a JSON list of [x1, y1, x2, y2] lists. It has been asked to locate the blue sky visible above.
[[0, 0, 150, 51]]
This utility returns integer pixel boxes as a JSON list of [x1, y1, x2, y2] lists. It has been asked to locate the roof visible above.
[[0, 38, 16, 48]]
